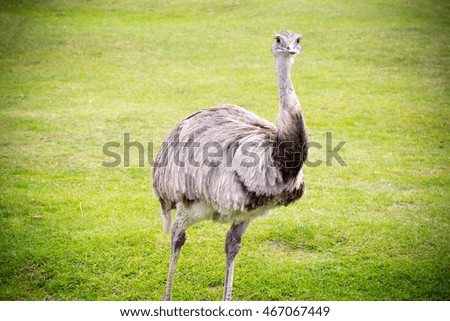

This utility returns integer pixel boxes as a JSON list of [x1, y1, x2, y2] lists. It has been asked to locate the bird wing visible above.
[[153, 104, 286, 211], [231, 131, 285, 196], [189, 105, 285, 195]]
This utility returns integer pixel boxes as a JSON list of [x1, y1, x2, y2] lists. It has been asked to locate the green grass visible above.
[[0, 0, 449, 300]]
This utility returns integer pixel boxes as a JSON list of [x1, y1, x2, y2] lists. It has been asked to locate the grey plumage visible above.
[[152, 31, 308, 301]]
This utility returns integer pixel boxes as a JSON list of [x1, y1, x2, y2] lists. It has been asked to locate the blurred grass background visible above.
[[0, 0, 449, 300]]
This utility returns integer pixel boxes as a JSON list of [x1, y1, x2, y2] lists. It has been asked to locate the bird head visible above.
[[272, 31, 302, 57]]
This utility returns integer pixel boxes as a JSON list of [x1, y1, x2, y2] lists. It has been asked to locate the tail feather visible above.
[[158, 198, 173, 234], [162, 209, 172, 234]]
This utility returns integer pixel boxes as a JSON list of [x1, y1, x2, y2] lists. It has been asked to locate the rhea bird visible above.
[[152, 31, 308, 301]]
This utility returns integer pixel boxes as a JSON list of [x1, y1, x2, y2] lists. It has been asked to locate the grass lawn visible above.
[[0, 0, 449, 300]]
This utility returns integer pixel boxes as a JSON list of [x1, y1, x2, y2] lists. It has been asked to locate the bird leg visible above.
[[223, 221, 250, 301], [163, 221, 186, 301]]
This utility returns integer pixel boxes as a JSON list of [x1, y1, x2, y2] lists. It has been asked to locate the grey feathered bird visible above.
[[152, 31, 308, 301]]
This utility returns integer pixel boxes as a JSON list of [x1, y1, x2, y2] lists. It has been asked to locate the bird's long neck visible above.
[[274, 55, 308, 180], [276, 55, 304, 137]]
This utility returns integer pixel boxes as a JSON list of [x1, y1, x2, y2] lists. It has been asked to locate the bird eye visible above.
[[275, 37, 281, 44], [296, 38, 300, 44]]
